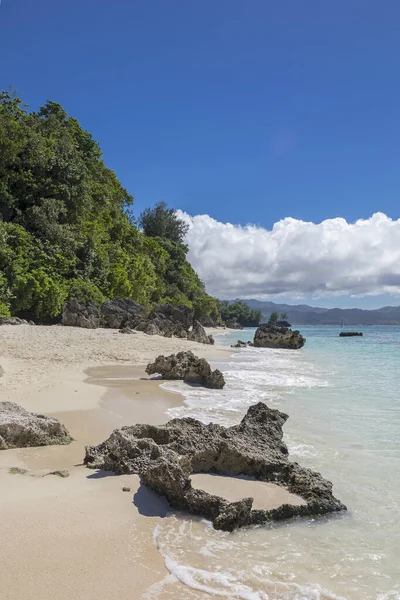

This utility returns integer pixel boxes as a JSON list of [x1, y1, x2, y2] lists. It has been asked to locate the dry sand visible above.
[[0, 324, 298, 600]]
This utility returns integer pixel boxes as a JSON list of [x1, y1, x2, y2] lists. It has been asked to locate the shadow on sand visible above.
[[133, 484, 169, 518]]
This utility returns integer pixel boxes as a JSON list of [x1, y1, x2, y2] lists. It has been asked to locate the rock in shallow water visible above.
[[145, 351, 225, 389], [254, 324, 306, 349], [0, 402, 72, 450], [84, 402, 346, 531]]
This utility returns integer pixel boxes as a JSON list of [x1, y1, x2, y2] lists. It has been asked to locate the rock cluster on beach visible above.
[[0, 317, 32, 326], [62, 298, 101, 329], [61, 298, 214, 344], [253, 324, 306, 349], [145, 351, 225, 389], [84, 402, 346, 531], [0, 402, 72, 450], [101, 297, 145, 329]]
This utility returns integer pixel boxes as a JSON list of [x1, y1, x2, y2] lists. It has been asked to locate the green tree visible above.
[[139, 201, 189, 244], [268, 311, 279, 325], [0, 90, 221, 324]]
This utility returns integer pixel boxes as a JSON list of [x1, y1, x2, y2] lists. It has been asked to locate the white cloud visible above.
[[177, 211, 400, 299]]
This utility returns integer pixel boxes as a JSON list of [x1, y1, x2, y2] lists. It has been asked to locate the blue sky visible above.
[[1, 1, 399, 307]]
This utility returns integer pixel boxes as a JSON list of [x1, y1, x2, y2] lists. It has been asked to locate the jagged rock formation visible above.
[[0, 317, 30, 325], [84, 402, 346, 531], [254, 325, 306, 349], [0, 402, 72, 450], [339, 331, 363, 337], [199, 314, 217, 328], [135, 303, 194, 339], [277, 320, 291, 327], [231, 340, 254, 348], [61, 298, 100, 329], [145, 351, 225, 389], [101, 297, 144, 329], [188, 320, 213, 345], [119, 327, 137, 334]]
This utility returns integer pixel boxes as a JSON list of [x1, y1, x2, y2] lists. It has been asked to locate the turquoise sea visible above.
[[150, 326, 400, 600]]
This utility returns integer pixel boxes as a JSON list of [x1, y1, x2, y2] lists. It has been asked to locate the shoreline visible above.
[[0, 324, 232, 600], [1, 324, 308, 600], [0, 325, 225, 600]]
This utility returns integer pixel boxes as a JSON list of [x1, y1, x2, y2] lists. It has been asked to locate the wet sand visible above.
[[0, 325, 302, 600], [190, 473, 306, 510]]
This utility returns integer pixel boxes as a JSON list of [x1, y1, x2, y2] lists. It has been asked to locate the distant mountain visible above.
[[238, 299, 400, 326]]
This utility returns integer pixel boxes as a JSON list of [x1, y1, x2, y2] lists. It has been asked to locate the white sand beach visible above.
[[0, 324, 302, 600]]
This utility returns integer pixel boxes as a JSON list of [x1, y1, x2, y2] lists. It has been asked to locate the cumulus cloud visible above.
[[176, 211, 400, 299]]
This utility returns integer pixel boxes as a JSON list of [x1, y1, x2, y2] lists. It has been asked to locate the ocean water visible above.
[[149, 327, 400, 600]]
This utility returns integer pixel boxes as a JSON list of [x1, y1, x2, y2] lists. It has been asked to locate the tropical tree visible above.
[[139, 201, 189, 244], [268, 311, 279, 325]]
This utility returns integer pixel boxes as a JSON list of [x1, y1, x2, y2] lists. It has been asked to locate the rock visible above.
[[145, 351, 225, 389], [253, 325, 306, 349], [339, 331, 363, 337], [277, 320, 291, 327], [208, 335, 215, 345], [122, 486, 131, 492], [149, 304, 194, 331], [199, 314, 216, 328], [0, 317, 29, 325], [0, 402, 72, 450], [101, 297, 144, 329], [61, 298, 100, 329], [225, 320, 243, 329], [0, 365, 3, 377], [84, 402, 346, 531], [135, 304, 193, 339], [188, 320, 212, 344], [119, 327, 137, 334], [231, 340, 248, 348], [8, 467, 28, 475], [48, 469, 70, 478]]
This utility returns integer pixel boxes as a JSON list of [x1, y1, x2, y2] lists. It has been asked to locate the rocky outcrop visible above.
[[61, 298, 100, 329], [101, 297, 144, 329], [135, 303, 193, 339], [253, 325, 306, 349], [149, 304, 194, 330], [339, 331, 363, 337], [225, 320, 243, 330], [145, 351, 225, 389], [199, 314, 216, 328], [188, 320, 213, 345], [277, 320, 291, 327], [231, 340, 254, 348], [0, 402, 72, 450], [0, 317, 29, 325], [84, 402, 346, 531]]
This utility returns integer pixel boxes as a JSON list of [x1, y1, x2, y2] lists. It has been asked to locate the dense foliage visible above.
[[0, 90, 218, 321], [219, 300, 262, 327], [140, 201, 189, 244]]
